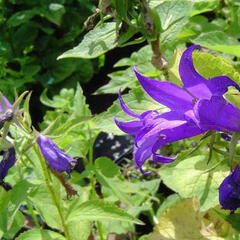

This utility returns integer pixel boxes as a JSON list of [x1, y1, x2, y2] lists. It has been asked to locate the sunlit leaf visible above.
[[16, 229, 65, 240], [158, 155, 229, 211], [58, 23, 117, 59], [66, 199, 143, 224], [148, 198, 227, 240]]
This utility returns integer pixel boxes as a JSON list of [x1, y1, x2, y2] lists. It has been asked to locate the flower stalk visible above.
[[33, 145, 70, 240], [229, 132, 240, 170]]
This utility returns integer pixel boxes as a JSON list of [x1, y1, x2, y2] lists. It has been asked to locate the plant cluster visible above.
[[2, 0, 240, 240]]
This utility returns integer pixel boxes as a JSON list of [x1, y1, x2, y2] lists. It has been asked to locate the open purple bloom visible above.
[[37, 135, 77, 174], [0, 147, 16, 180], [115, 45, 240, 173], [219, 165, 240, 213]]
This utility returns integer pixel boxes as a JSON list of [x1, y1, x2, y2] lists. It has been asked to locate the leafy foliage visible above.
[[2, 0, 240, 239]]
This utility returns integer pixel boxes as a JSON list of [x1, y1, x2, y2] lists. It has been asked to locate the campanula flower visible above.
[[115, 45, 240, 173], [0, 147, 16, 180], [219, 165, 240, 213], [37, 135, 77, 174]]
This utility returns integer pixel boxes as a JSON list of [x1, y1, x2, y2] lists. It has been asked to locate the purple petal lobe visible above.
[[37, 135, 77, 174], [135, 113, 186, 147], [133, 66, 193, 111], [133, 110, 204, 171], [133, 136, 157, 170], [114, 117, 142, 135], [153, 153, 177, 163], [194, 96, 240, 132], [152, 120, 204, 154], [179, 44, 204, 86], [179, 45, 212, 99], [118, 90, 140, 118], [0, 147, 16, 180], [209, 75, 240, 96], [0, 96, 12, 114], [219, 165, 240, 213]]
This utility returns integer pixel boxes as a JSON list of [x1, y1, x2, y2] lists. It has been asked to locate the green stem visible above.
[[204, 158, 225, 173], [87, 128, 104, 239], [229, 132, 240, 170], [16, 155, 40, 229], [96, 221, 104, 240], [207, 133, 216, 164], [88, 126, 96, 199], [33, 145, 70, 240], [26, 200, 40, 228]]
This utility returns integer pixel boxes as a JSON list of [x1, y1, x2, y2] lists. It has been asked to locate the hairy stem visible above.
[[229, 132, 240, 170], [33, 145, 70, 240]]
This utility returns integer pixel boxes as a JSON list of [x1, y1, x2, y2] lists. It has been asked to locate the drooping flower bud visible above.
[[37, 135, 77, 174], [0, 147, 16, 180], [219, 165, 240, 213]]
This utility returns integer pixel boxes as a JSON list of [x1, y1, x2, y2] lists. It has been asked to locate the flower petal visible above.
[[209, 75, 240, 96], [118, 89, 140, 118], [133, 66, 193, 111], [179, 45, 212, 99], [151, 120, 204, 154], [133, 136, 157, 170], [194, 96, 240, 132], [152, 154, 177, 163], [135, 112, 187, 147], [133, 111, 203, 169], [114, 117, 142, 135]]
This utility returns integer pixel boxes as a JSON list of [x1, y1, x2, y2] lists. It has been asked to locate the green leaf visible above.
[[44, 3, 65, 25], [0, 180, 33, 234], [154, 1, 192, 44], [13, 23, 38, 53], [7, 10, 36, 27], [28, 185, 63, 230], [94, 87, 167, 135], [3, 212, 24, 240], [193, 31, 240, 57], [190, 0, 218, 16], [16, 229, 65, 240], [23, 92, 32, 128], [67, 220, 91, 240], [215, 210, 240, 232], [74, 83, 91, 117], [95, 157, 134, 206], [66, 199, 143, 224], [149, 198, 228, 240], [95, 157, 120, 178], [40, 88, 74, 109], [95, 45, 161, 94], [158, 155, 229, 211], [7, 180, 33, 229], [156, 194, 181, 218], [58, 22, 117, 59]]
